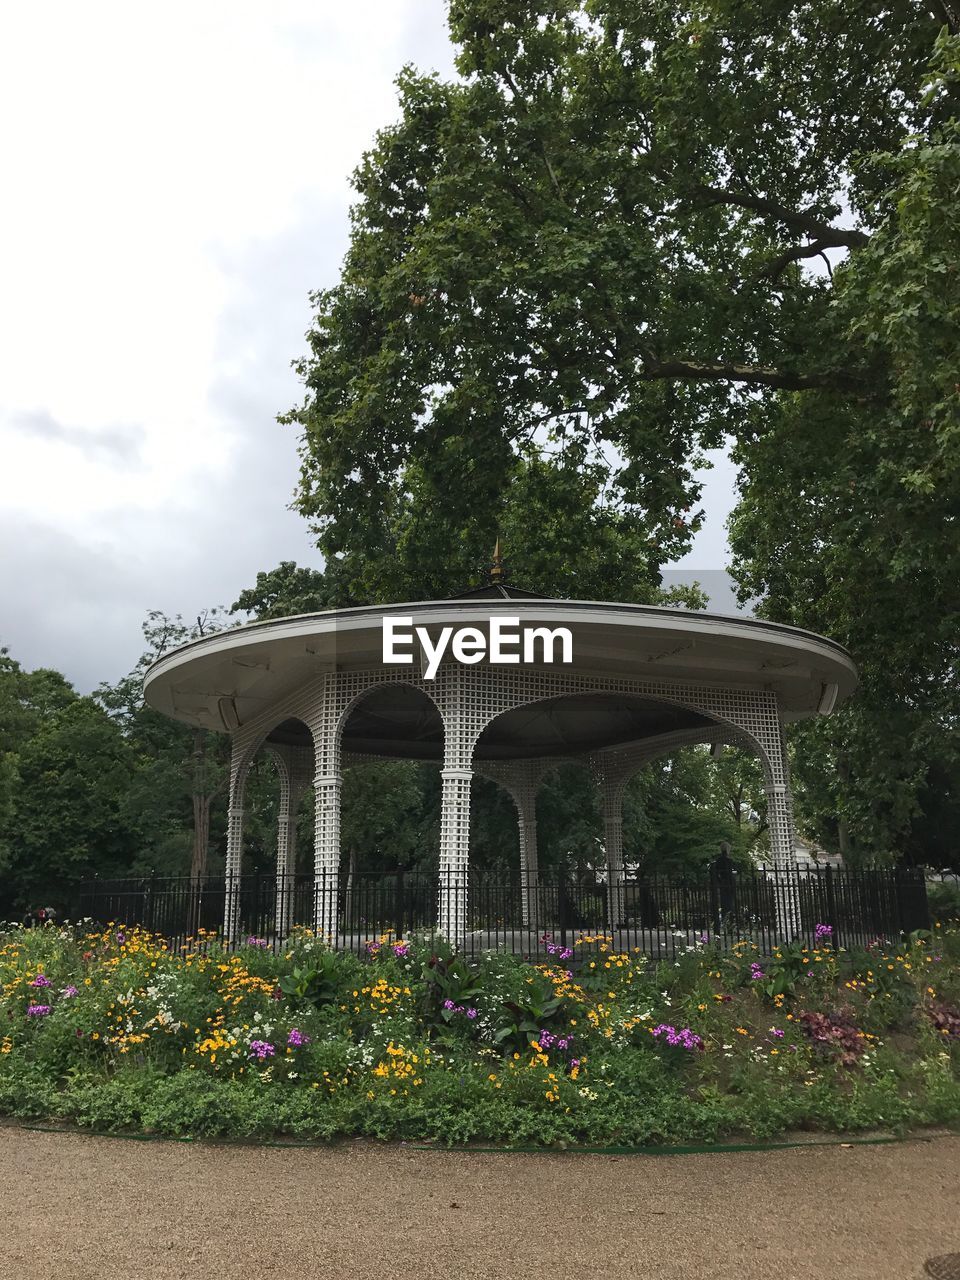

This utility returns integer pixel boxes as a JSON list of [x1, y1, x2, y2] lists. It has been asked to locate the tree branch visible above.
[[929, 0, 960, 35], [754, 238, 833, 282], [637, 358, 867, 393], [497, 66, 565, 201], [692, 185, 869, 250]]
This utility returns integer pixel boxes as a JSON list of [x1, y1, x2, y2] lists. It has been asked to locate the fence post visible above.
[[395, 868, 406, 941], [825, 864, 838, 947], [708, 868, 720, 938], [558, 875, 570, 948]]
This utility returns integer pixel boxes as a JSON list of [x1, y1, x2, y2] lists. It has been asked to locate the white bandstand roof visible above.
[[143, 598, 857, 759]]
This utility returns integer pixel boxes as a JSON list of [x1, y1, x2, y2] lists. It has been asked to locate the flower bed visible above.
[[1, 922, 958, 1146]]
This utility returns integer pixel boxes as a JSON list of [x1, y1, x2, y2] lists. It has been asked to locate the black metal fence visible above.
[[70, 866, 956, 961]]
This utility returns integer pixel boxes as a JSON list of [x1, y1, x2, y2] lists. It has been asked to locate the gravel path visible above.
[[2, 1126, 958, 1279]]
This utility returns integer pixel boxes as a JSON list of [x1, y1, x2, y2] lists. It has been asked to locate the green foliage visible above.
[[10, 698, 138, 899], [230, 561, 332, 620], [1, 922, 959, 1145], [492, 973, 564, 1052], [419, 942, 486, 1024], [286, 1, 942, 590], [278, 2, 959, 862], [276, 954, 342, 1007], [929, 881, 960, 922], [728, 34, 960, 863]]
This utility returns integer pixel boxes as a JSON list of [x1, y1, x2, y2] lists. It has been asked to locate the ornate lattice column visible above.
[[438, 767, 472, 943], [764, 721, 801, 937], [435, 667, 474, 944], [517, 802, 539, 927], [590, 755, 628, 930], [308, 674, 343, 943], [476, 759, 551, 929], [222, 738, 249, 945], [268, 745, 311, 941]]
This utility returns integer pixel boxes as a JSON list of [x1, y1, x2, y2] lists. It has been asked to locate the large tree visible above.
[[286, 2, 959, 860], [96, 611, 233, 881]]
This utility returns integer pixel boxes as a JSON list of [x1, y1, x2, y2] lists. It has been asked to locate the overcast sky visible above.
[[0, 1, 741, 694]]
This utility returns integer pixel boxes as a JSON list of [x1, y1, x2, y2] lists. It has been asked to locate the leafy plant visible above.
[[276, 952, 342, 1007], [419, 947, 485, 1028], [798, 1009, 871, 1068], [492, 974, 565, 1054]]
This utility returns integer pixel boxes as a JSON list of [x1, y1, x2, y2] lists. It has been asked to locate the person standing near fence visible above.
[[711, 843, 737, 935]]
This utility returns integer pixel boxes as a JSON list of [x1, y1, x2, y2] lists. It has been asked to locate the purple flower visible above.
[[466, 1008, 478, 1020], [651, 1023, 703, 1051], [392, 942, 409, 957], [249, 1039, 275, 1060], [544, 939, 574, 962], [246, 936, 268, 948], [750, 962, 765, 981], [535, 1029, 575, 1054], [61, 985, 79, 998], [814, 923, 833, 943], [287, 1028, 311, 1048], [30, 974, 51, 988], [443, 999, 456, 1010], [26, 1004, 51, 1017], [116, 932, 126, 945], [771, 1028, 785, 1038]]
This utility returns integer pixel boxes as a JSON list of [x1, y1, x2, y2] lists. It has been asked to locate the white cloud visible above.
[[0, 1, 457, 689], [0, 2, 741, 693]]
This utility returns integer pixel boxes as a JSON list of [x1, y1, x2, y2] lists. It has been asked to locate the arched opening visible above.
[[622, 742, 770, 877], [337, 684, 445, 941], [340, 683, 444, 760], [245, 720, 315, 940], [469, 693, 713, 935]]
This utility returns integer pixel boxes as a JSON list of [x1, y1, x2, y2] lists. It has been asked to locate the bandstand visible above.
[[142, 578, 857, 945]]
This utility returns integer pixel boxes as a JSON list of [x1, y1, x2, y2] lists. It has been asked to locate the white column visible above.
[[764, 719, 801, 938], [601, 791, 626, 931], [222, 742, 247, 944], [438, 767, 472, 943], [274, 769, 300, 942], [306, 673, 344, 945], [517, 802, 539, 930], [592, 755, 626, 931], [313, 771, 341, 941]]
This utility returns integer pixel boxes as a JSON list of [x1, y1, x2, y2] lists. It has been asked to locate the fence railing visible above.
[[68, 865, 955, 961]]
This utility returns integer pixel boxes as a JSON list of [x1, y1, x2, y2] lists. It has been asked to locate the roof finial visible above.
[[489, 536, 505, 583]]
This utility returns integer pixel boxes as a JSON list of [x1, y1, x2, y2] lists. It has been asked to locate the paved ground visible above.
[[2, 1126, 958, 1279]]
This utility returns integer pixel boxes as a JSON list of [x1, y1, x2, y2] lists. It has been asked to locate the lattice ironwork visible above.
[[220, 660, 801, 945]]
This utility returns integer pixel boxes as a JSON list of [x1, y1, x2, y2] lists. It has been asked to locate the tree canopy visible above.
[[285, 1, 960, 863]]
